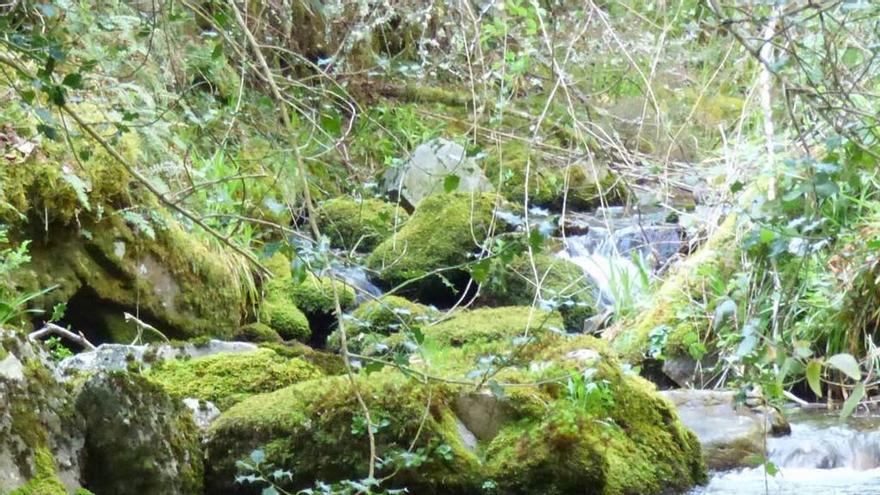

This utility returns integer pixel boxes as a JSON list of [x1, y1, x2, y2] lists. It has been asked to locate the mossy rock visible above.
[[428, 306, 564, 348], [205, 373, 482, 494], [483, 140, 627, 210], [610, 214, 740, 366], [481, 252, 595, 332], [146, 348, 323, 410], [327, 295, 436, 353], [0, 122, 140, 226], [205, 337, 705, 494], [367, 192, 503, 303], [0, 330, 86, 494], [261, 301, 311, 341], [316, 197, 409, 252], [75, 371, 203, 494], [15, 210, 248, 343], [234, 322, 283, 343]]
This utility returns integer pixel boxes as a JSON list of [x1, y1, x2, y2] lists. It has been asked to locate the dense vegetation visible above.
[[3, 0, 880, 493]]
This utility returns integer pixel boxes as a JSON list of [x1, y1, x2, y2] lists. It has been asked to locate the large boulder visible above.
[[367, 192, 502, 303], [205, 310, 706, 494], [383, 138, 493, 207], [316, 197, 409, 252], [0, 330, 86, 494], [75, 371, 203, 494], [15, 212, 249, 343]]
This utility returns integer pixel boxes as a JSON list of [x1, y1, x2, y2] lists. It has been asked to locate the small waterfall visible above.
[[690, 414, 880, 494], [557, 209, 684, 308]]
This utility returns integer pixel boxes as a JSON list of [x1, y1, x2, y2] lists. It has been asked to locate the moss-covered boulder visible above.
[[316, 197, 409, 252], [481, 252, 595, 332], [204, 333, 705, 494], [327, 295, 436, 353], [146, 348, 323, 410], [75, 371, 203, 494], [13, 211, 249, 343], [233, 322, 283, 343], [0, 330, 86, 494], [261, 270, 357, 346], [483, 140, 627, 210], [367, 192, 503, 302]]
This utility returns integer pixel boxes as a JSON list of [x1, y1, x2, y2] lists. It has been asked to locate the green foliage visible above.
[[146, 349, 322, 410], [8, 446, 67, 495]]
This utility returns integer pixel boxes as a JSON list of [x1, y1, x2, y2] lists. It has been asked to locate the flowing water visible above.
[[556, 207, 685, 307], [688, 411, 880, 495]]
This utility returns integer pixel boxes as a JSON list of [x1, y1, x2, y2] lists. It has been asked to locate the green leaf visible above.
[[471, 258, 491, 284], [50, 302, 67, 323], [212, 43, 224, 60], [840, 382, 865, 418], [36, 124, 58, 140], [713, 299, 737, 331], [411, 327, 425, 345], [62, 73, 83, 89], [443, 174, 461, 193], [61, 172, 91, 211], [806, 360, 822, 398], [488, 379, 505, 398], [364, 361, 385, 375], [827, 353, 861, 381]]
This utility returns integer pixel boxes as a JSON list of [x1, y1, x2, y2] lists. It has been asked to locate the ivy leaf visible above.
[[713, 299, 737, 331], [488, 379, 505, 398], [62, 73, 84, 89], [840, 382, 865, 418], [806, 360, 822, 398], [827, 353, 861, 381], [443, 174, 460, 193]]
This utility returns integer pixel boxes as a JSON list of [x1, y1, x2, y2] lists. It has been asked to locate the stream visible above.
[[688, 411, 880, 494]]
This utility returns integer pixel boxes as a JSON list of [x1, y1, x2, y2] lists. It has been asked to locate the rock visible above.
[[58, 340, 259, 374], [205, 330, 706, 494], [383, 138, 493, 207], [479, 252, 595, 332], [0, 330, 86, 494], [661, 353, 718, 388], [482, 139, 626, 209], [661, 389, 790, 470], [75, 371, 203, 494], [183, 398, 221, 430], [367, 192, 503, 303], [316, 197, 409, 252], [17, 212, 248, 343], [145, 348, 323, 410], [453, 392, 512, 442], [326, 295, 436, 353]]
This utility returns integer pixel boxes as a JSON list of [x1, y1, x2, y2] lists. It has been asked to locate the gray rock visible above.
[[59, 339, 258, 374], [661, 389, 790, 470], [453, 391, 512, 442], [384, 138, 493, 206], [0, 329, 85, 493], [183, 398, 221, 431], [75, 371, 203, 494]]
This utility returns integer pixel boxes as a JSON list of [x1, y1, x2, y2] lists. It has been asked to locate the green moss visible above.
[[205, 373, 481, 494], [327, 295, 436, 353], [264, 251, 292, 279], [259, 341, 347, 376], [316, 197, 409, 252], [483, 140, 626, 210], [610, 214, 740, 363], [283, 273, 357, 315], [18, 209, 248, 341], [262, 301, 311, 341], [367, 192, 502, 301], [76, 371, 203, 494], [429, 306, 563, 347], [353, 295, 435, 334], [234, 322, 283, 343], [206, 337, 705, 494], [482, 252, 595, 331], [9, 446, 67, 495], [146, 349, 322, 410]]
